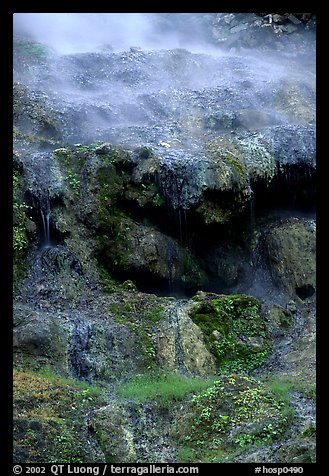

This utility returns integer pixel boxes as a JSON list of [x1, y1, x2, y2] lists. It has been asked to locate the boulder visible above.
[[126, 223, 206, 290], [155, 302, 217, 375], [261, 218, 316, 301]]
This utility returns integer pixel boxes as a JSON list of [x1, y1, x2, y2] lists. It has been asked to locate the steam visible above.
[[13, 13, 315, 151], [13, 13, 218, 54]]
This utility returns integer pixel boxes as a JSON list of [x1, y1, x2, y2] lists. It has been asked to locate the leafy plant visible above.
[[174, 373, 294, 462], [13, 168, 32, 284], [190, 294, 271, 372], [67, 172, 80, 196]]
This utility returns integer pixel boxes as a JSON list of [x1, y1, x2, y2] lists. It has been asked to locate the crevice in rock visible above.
[[296, 284, 315, 300]]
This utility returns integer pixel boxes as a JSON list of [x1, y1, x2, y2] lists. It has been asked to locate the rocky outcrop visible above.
[[92, 401, 175, 463], [13, 299, 147, 382], [210, 13, 315, 51], [156, 302, 217, 375], [127, 223, 206, 292], [13, 83, 61, 141], [13, 30, 316, 293], [261, 218, 316, 302]]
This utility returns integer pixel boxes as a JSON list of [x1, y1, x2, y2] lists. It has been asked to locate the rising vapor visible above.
[[13, 13, 217, 54]]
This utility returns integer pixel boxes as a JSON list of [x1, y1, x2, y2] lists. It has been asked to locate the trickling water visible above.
[[40, 209, 51, 247], [166, 303, 188, 374], [39, 193, 53, 248], [249, 186, 255, 228]]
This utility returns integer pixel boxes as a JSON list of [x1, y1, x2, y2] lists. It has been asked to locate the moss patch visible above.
[[261, 373, 316, 401], [14, 38, 54, 64], [190, 293, 271, 372], [53, 147, 87, 197], [109, 292, 170, 369], [13, 368, 105, 463], [13, 159, 31, 286]]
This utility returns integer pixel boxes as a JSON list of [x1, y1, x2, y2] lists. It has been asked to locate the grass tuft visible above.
[[116, 371, 215, 408]]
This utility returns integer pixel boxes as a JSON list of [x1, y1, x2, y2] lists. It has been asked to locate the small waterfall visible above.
[[249, 185, 255, 228], [40, 209, 51, 247], [167, 303, 188, 374], [166, 241, 177, 295], [175, 316, 187, 374], [39, 194, 52, 248], [177, 207, 189, 246]]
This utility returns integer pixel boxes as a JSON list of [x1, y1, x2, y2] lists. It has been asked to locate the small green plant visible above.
[[67, 172, 80, 196], [173, 372, 296, 462], [301, 426, 316, 438], [152, 193, 164, 207], [190, 294, 271, 372], [13, 168, 32, 285]]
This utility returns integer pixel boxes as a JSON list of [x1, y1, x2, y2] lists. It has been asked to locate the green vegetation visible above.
[[116, 371, 215, 408], [53, 147, 86, 197], [190, 294, 271, 372], [13, 368, 104, 463], [14, 38, 53, 63], [94, 151, 132, 273], [196, 198, 233, 225], [66, 172, 80, 196], [13, 164, 31, 285], [261, 373, 316, 400], [301, 426, 316, 438], [174, 372, 294, 463], [152, 192, 164, 207], [35, 366, 102, 397], [226, 157, 246, 178], [182, 249, 207, 288], [110, 296, 166, 369]]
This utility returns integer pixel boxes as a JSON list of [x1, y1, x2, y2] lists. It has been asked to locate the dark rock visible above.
[[264, 304, 293, 337], [261, 218, 316, 301], [39, 245, 83, 275], [13, 303, 70, 373], [287, 14, 302, 25], [126, 223, 206, 291]]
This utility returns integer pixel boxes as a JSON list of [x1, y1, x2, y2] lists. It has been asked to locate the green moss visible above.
[[301, 426, 316, 438], [182, 249, 207, 287], [226, 157, 246, 178], [96, 212, 132, 272], [190, 294, 271, 372], [13, 368, 105, 463], [110, 295, 166, 369], [13, 165, 31, 286], [196, 200, 233, 225], [14, 39, 53, 63], [53, 149, 81, 198], [261, 374, 316, 400], [53, 147, 87, 197], [94, 157, 133, 274]]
